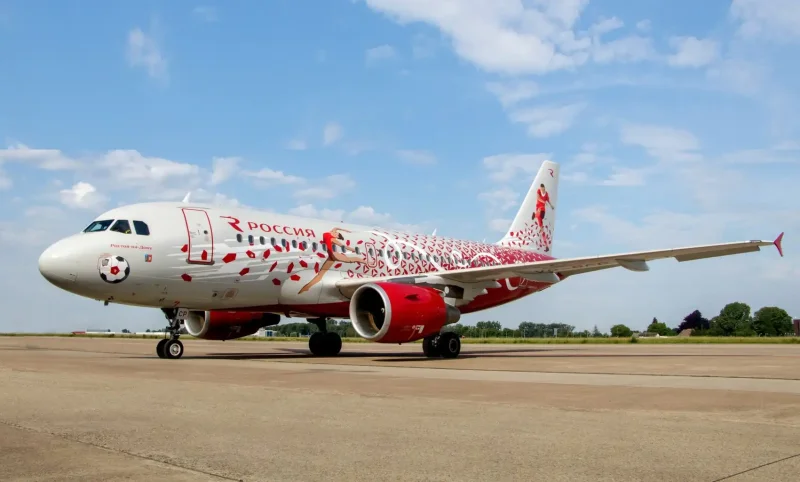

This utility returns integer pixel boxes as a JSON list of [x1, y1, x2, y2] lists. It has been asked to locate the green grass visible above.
[[1, 333, 798, 344]]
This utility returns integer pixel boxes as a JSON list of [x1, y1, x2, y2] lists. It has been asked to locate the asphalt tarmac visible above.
[[1, 337, 799, 481]]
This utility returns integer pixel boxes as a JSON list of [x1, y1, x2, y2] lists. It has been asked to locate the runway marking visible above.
[[253, 361, 800, 395], [712, 452, 800, 481], [0, 419, 242, 481]]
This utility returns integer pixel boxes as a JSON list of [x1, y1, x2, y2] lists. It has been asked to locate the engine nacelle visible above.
[[184, 310, 281, 341], [349, 282, 461, 343]]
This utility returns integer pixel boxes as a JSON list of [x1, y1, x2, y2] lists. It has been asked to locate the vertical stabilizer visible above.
[[496, 160, 559, 254]]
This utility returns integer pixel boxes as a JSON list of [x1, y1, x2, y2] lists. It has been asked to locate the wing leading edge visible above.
[[336, 233, 784, 297]]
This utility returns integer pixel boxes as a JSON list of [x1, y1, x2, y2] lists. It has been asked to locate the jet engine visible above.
[[184, 310, 281, 340], [349, 282, 461, 343]]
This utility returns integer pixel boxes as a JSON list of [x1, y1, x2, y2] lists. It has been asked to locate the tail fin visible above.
[[496, 160, 559, 254]]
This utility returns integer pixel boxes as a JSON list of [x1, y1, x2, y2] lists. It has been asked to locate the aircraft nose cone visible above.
[[38, 242, 78, 285]]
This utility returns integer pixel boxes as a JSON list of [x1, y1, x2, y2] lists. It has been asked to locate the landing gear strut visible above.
[[157, 308, 184, 359], [422, 331, 461, 359], [307, 317, 342, 357]]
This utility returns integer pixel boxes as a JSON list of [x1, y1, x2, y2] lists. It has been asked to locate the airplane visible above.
[[37, 160, 785, 360]]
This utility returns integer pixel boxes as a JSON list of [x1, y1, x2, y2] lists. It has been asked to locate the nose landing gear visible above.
[[157, 308, 185, 359]]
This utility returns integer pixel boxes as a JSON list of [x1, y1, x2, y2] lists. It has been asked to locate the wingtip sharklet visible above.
[[774, 232, 784, 257]]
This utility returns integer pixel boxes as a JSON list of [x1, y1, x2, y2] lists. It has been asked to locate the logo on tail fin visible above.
[[548, 169, 554, 177]]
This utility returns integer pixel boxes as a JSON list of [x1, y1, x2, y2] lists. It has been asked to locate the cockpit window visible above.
[[133, 220, 150, 236], [110, 220, 132, 234], [83, 220, 114, 233]]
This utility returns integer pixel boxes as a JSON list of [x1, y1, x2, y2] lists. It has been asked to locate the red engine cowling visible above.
[[348, 282, 461, 343], [184, 310, 281, 340]]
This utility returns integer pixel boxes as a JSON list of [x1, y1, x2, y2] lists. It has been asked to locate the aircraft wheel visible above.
[[324, 332, 342, 356], [309, 332, 326, 356], [422, 335, 441, 358], [439, 332, 461, 359], [164, 339, 184, 359], [156, 339, 167, 358]]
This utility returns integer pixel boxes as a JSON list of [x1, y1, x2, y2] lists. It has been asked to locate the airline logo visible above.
[[220, 216, 316, 238]]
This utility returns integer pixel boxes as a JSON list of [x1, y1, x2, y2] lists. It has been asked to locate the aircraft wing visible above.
[[335, 233, 784, 298]]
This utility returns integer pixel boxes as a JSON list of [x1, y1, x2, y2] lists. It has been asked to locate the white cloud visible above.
[[483, 153, 551, 182], [0, 143, 81, 170], [244, 167, 304, 185], [210, 156, 240, 185], [366, 44, 396, 62], [288, 204, 422, 232], [620, 123, 702, 163], [485, 80, 539, 107], [667, 36, 719, 68], [59, 182, 106, 210], [288, 204, 345, 221], [635, 20, 651, 32], [489, 218, 511, 233], [323, 122, 343, 146], [0, 170, 11, 190], [508, 102, 586, 138], [98, 150, 201, 188], [730, 0, 800, 42], [396, 149, 436, 164], [705, 59, 768, 95], [599, 167, 647, 186], [589, 17, 623, 36], [293, 174, 356, 200], [479, 187, 519, 212], [127, 25, 168, 82], [592, 35, 654, 64], [361, 0, 659, 75], [719, 143, 800, 164], [285, 139, 307, 150], [192, 6, 217, 22]]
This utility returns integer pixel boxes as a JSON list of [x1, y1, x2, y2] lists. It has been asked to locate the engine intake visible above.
[[184, 310, 280, 340], [349, 282, 460, 343]]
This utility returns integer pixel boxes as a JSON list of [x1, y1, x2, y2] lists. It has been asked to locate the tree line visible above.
[[151, 302, 795, 338]]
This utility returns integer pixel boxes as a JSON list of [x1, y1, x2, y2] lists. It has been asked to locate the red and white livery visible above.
[[38, 161, 785, 359]]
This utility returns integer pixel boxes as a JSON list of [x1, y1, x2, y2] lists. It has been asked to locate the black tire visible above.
[[324, 332, 342, 356], [164, 339, 184, 359], [422, 335, 441, 358], [308, 332, 326, 356], [439, 332, 461, 359], [156, 339, 167, 358]]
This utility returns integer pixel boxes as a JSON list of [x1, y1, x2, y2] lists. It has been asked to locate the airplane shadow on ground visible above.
[[139, 347, 770, 363]]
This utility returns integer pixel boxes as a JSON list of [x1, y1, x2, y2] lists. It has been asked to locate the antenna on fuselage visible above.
[[181, 192, 191, 203]]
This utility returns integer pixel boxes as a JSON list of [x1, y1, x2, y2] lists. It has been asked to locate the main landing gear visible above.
[[422, 331, 461, 359], [307, 317, 342, 357], [157, 308, 184, 359]]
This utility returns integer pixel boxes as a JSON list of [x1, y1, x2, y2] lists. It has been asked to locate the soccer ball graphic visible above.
[[98, 255, 131, 284]]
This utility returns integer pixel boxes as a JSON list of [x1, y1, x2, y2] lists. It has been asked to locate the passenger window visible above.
[[110, 220, 132, 234], [403, 252, 410, 260], [312, 242, 318, 251], [281, 239, 287, 248], [132, 220, 150, 236], [368, 248, 374, 256], [321, 243, 327, 252], [248, 235, 254, 245], [83, 220, 114, 233], [355, 247, 360, 254], [259, 236, 266, 245], [236, 234, 243, 243], [291, 239, 297, 249]]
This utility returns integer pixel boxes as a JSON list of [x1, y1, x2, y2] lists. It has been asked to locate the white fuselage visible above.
[[38, 202, 557, 318]]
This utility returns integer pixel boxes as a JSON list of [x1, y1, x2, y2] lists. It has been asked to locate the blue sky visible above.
[[1, 0, 798, 333]]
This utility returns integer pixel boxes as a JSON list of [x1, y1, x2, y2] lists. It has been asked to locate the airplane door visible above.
[[182, 208, 214, 264]]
